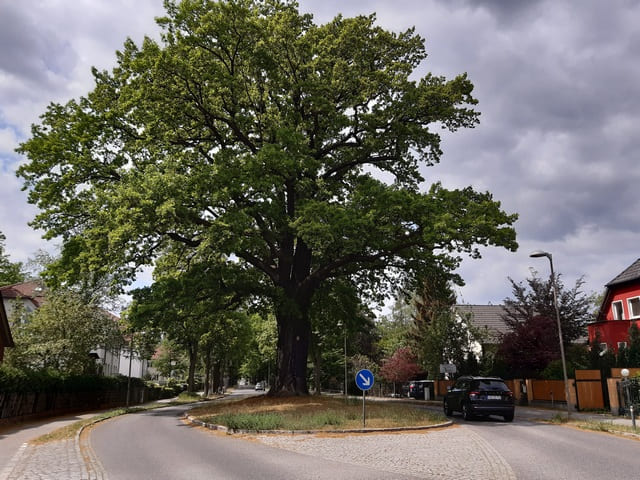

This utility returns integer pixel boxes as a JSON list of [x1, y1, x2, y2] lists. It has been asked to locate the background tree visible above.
[[497, 272, 594, 377], [308, 279, 373, 394], [0, 232, 26, 285], [410, 270, 485, 378], [127, 255, 249, 392], [151, 338, 188, 380], [502, 273, 593, 344], [379, 346, 421, 395], [617, 323, 640, 368], [199, 310, 252, 395], [375, 297, 413, 360], [17, 0, 518, 395], [497, 315, 560, 378], [5, 288, 122, 374], [240, 313, 277, 385], [414, 307, 485, 378]]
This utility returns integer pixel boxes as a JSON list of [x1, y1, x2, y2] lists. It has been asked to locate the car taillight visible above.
[[469, 391, 481, 399], [505, 391, 513, 398]]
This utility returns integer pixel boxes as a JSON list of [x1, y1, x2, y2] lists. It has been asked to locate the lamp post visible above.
[[621, 368, 636, 430], [126, 332, 134, 409], [530, 250, 572, 419], [338, 321, 347, 398]]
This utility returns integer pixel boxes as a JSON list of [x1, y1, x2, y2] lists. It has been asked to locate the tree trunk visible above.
[[311, 338, 322, 395], [186, 342, 198, 393], [271, 307, 312, 396], [203, 349, 211, 397], [212, 360, 222, 393]]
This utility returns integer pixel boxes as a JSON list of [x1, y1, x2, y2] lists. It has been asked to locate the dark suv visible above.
[[443, 376, 514, 422]]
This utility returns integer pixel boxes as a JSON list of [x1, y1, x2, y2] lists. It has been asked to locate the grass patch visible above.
[[191, 395, 446, 431], [214, 412, 285, 430], [544, 415, 639, 437], [548, 412, 569, 424], [176, 391, 202, 402], [575, 420, 639, 436]]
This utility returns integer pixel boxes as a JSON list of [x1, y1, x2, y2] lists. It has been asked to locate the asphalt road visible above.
[[466, 418, 639, 479], [445, 410, 640, 480], [89, 402, 420, 480], [89, 396, 640, 480]]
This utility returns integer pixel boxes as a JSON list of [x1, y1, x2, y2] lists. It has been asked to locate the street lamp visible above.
[[126, 332, 134, 409], [344, 324, 348, 399], [338, 321, 347, 398], [621, 368, 636, 430], [530, 250, 572, 419]]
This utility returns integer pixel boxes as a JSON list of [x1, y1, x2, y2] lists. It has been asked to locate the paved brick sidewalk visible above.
[[256, 427, 516, 480], [0, 428, 106, 480], [1, 438, 85, 480]]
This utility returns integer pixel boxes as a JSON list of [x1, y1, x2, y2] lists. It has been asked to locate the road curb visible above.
[[76, 416, 111, 480]]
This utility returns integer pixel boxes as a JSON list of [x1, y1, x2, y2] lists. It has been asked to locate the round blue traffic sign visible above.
[[355, 369, 374, 391]]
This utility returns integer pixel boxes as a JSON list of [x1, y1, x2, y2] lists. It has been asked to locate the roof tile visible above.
[[606, 258, 640, 287]]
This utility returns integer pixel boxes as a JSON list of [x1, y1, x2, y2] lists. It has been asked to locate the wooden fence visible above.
[[399, 370, 616, 412]]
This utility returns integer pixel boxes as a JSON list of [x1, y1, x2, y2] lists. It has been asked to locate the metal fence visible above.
[[620, 377, 640, 414]]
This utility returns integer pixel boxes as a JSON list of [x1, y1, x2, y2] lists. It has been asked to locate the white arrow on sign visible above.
[[358, 372, 371, 387]]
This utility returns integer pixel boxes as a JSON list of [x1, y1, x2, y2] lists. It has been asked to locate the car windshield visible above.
[[473, 380, 509, 391]]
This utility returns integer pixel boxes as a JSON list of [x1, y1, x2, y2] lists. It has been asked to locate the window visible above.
[[473, 380, 509, 391], [618, 342, 628, 350], [612, 300, 624, 320], [628, 297, 640, 319], [599, 343, 608, 353]]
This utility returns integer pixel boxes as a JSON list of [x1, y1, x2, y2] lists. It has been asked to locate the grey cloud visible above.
[[0, 3, 77, 85], [0, 0, 637, 306]]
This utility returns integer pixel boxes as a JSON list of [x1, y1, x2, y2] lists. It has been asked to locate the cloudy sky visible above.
[[1, 0, 638, 307]]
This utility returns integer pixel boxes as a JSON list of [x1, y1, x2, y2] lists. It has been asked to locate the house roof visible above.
[[606, 258, 640, 287], [454, 304, 510, 341], [0, 280, 47, 307], [0, 290, 14, 348]]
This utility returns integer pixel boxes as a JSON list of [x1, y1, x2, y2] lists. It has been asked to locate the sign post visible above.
[[439, 364, 457, 375], [355, 369, 374, 428]]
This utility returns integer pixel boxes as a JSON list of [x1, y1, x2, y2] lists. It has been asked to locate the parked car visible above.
[[443, 376, 514, 422], [407, 380, 434, 400], [255, 382, 265, 391]]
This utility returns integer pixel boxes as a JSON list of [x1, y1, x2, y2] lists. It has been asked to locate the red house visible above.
[[588, 258, 640, 353]]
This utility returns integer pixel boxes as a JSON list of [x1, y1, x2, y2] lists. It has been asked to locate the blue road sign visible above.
[[355, 369, 374, 391]]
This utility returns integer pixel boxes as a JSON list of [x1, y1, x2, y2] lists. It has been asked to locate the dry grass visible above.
[[190, 395, 445, 431]]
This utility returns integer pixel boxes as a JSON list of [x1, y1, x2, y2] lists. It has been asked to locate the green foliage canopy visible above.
[[0, 232, 26, 286], [5, 289, 123, 374], [16, 0, 517, 394]]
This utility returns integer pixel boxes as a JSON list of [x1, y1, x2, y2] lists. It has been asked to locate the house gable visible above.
[[606, 258, 640, 288], [455, 304, 510, 344], [0, 291, 14, 362], [0, 280, 45, 317], [589, 258, 640, 352]]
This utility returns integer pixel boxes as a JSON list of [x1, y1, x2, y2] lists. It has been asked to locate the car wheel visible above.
[[503, 412, 514, 422], [444, 400, 453, 416], [462, 403, 474, 421]]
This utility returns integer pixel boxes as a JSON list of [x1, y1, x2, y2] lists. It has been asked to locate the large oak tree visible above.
[[17, 0, 517, 395]]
